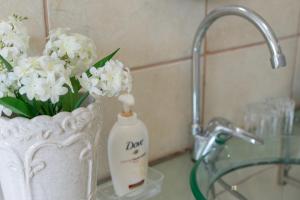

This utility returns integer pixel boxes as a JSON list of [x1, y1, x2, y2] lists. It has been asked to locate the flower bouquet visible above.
[[0, 15, 131, 200]]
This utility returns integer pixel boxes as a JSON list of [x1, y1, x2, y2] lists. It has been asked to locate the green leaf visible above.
[[70, 77, 81, 93], [86, 48, 120, 76], [58, 77, 81, 112], [18, 93, 34, 106], [93, 48, 120, 68], [0, 97, 37, 118], [60, 91, 79, 112], [74, 92, 89, 109], [32, 100, 57, 116], [32, 100, 45, 115], [0, 54, 13, 71]]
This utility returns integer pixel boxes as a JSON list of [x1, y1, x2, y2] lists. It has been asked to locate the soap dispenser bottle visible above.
[[108, 93, 149, 197]]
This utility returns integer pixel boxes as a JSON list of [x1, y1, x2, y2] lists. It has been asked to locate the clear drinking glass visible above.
[[243, 102, 281, 137], [243, 97, 295, 137], [265, 97, 295, 135]]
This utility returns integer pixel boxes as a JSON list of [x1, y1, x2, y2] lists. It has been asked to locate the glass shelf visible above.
[[97, 168, 164, 200], [190, 134, 300, 200]]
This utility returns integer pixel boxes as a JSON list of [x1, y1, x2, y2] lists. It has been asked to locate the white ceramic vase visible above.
[[0, 100, 102, 200]]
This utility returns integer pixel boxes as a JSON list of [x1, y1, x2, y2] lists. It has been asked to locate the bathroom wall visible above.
[[0, 0, 46, 54], [204, 0, 300, 124], [2, 0, 300, 179]]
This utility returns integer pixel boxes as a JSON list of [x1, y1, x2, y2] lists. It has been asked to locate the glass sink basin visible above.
[[190, 135, 300, 200]]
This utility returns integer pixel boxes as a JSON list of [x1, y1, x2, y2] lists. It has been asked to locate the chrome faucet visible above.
[[192, 5, 287, 160], [200, 117, 264, 161]]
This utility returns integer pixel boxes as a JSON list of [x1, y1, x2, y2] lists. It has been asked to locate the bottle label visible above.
[[120, 139, 147, 191], [129, 179, 145, 189], [126, 139, 144, 151]]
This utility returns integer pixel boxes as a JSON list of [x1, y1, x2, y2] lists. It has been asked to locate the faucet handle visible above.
[[205, 117, 264, 145], [198, 117, 264, 161], [193, 117, 264, 161], [232, 126, 264, 145]]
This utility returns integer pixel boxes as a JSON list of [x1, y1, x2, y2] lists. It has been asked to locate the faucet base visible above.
[[192, 134, 208, 161]]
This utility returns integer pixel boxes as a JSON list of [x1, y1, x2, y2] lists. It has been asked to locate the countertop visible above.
[[150, 152, 195, 200]]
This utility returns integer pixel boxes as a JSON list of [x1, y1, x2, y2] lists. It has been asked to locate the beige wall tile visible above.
[[47, 0, 205, 68], [206, 0, 300, 51], [292, 37, 300, 106], [97, 60, 193, 179], [0, 0, 46, 55], [204, 38, 297, 126]]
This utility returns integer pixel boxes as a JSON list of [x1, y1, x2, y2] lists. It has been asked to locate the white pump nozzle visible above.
[[118, 93, 135, 116]]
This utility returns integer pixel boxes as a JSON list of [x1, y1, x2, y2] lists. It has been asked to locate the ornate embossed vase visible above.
[[0, 100, 102, 200]]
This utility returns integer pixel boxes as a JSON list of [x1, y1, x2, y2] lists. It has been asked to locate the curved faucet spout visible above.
[[192, 5, 286, 137]]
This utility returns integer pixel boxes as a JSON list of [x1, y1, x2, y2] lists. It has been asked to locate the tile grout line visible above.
[[42, 0, 50, 38], [206, 33, 300, 56], [131, 56, 192, 72], [131, 33, 300, 72]]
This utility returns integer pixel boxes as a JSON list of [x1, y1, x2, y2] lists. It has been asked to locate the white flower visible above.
[[78, 72, 102, 96], [0, 105, 12, 116], [0, 70, 18, 116], [79, 60, 132, 97], [37, 75, 68, 103], [0, 15, 29, 67], [15, 56, 71, 103], [0, 19, 133, 117], [19, 73, 40, 100], [44, 28, 97, 76]]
